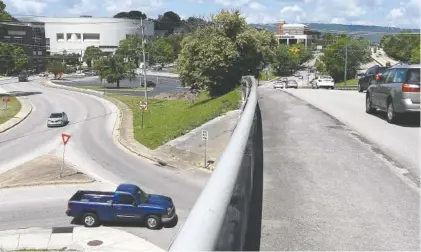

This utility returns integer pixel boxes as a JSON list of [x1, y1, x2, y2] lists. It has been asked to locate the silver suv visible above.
[[47, 112, 69, 127], [366, 64, 420, 123]]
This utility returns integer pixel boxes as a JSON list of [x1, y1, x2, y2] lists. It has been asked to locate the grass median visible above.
[[108, 88, 241, 149], [0, 97, 21, 124], [336, 78, 358, 87], [78, 86, 152, 92]]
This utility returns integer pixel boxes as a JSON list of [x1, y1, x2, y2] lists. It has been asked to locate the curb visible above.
[[0, 96, 33, 133], [43, 81, 183, 170], [0, 178, 95, 189]]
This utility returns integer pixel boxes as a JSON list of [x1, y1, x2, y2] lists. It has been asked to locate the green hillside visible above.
[[249, 23, 420, 42]]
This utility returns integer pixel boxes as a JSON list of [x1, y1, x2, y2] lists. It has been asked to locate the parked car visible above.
[[366, 64, 420, 123], [47, 112, 68, 127], [141, 80, 156, 87], [358, 65, 387, 92], [286, 80, 298, 89], [312, 75, 335, 89], [280, 77, 288, 82], [38, 72, 48, 77], [66, 184, 177, 229], [273, 80, 286, 89], [18, 70, 29, 82]]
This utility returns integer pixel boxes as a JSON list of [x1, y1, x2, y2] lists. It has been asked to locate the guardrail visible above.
[[168, 76, 264, 251]]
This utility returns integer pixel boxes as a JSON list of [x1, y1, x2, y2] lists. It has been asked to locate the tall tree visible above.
[[271, 45, 299, 76], [113, 10, 147, 20], [0, 0, 13, 21], [105, 55, 126, 88], [156, 11, 182, 34], [11, 46, 28, 73], [115, 35, 143, 67], [83, 46, 102, 67], [149, 38, 174, 65], [381, 32, 419, 63], [93, 57, 109, 84], [47, 60, 66, 79]]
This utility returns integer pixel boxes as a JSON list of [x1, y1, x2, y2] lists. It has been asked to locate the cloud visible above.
[[65, 0, 164, 16], [4, 0, 58, 15], [214, 0, 251, 7], [248, 1, 266, 10], [279, 5, 306, 23]]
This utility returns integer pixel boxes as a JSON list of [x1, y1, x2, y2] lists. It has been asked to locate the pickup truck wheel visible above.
[[82, 213, 99, 227], [145, 215, 162, 230]]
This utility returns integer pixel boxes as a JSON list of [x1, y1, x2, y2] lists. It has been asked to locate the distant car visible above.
[[366, 64, 420, 123], [377, 52, 382, 56], [286, 80, 298, 89], [313, 76, 335, 89], [18, 71, 29, 82], [47, 112, 68, 127], [294, 73, 300, 77], [280, 77, 288, 82], [273, 80, 286, 89], [38, 72, 48, 77], [141, 80, 156, 87]]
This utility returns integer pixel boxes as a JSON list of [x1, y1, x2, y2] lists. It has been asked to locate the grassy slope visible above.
[[109, 88, 241, 149], [0, 97, 21, 124], [336, 78, 358, 86]]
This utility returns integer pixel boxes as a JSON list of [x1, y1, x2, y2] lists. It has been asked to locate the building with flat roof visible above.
[[18, 16, 155, 57], [0, 22, 47, 73], [276, 21, 320, 47]]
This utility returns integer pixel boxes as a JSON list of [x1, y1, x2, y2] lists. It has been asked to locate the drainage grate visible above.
[[52, 226, 74, 234], [87, 240, 103, 246]]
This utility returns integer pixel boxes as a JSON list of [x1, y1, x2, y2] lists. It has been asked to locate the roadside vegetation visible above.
[[0, 96, 21, 124], [77, 86, 150, 91], [380, 32, 420, 63], [335, 78, 358, 87], [108, 88, 241, 149]]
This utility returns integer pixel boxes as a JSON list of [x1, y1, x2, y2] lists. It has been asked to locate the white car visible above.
[[273, 80, 286, 89], [47, 112, 69, 127], [286, 80, 298, 88], [312, 76, 335, 89]]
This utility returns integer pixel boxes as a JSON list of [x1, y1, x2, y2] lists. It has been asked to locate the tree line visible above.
[[380, 32, 420, 64]]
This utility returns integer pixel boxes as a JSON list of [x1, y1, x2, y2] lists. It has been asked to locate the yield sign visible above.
[[61, 133, 71, 146]]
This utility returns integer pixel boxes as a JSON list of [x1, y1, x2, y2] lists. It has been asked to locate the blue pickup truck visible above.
[[66, 184, 177, 229]]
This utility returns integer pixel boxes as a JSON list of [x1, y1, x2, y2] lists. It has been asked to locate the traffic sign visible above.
[[61, 133, 71, 146], [201, 130, 208, 140], [2, 97, 10, 102], [139, 101, 147, 111]]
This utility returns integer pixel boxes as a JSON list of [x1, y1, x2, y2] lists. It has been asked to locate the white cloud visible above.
[[280, 5, 306, 23], [4, 0, 58, 15], [248, 1, 266, 10], [214, 0, 250, 7], [245, 12, 277, 23], [65, 0, 164, 15]]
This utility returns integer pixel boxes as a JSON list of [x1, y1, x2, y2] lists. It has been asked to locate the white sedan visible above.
[[273, 80, 286, 89], [312, 76, 335, 89]]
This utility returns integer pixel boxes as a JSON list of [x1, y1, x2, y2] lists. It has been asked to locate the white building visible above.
[[19, 16, 155, 56], [275, 22, 320, 47]]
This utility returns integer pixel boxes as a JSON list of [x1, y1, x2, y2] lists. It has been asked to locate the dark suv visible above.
[[358, 65, 387, 92], [18, 70, 29, 82]]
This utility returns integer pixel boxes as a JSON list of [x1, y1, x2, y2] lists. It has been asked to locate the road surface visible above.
[[0, 78, 209, 249], [258, 85, 419, 250], [56, 75, 184, 97]]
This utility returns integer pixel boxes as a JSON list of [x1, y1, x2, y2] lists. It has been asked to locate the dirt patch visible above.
[[0, 155, 94, 188], [153, 91, 197, 100]]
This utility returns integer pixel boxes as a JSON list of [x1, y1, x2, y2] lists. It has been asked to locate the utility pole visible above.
[[140, 18, 148, 103], [344, 38, 348, 87]]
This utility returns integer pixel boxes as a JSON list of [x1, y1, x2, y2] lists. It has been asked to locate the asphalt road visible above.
[[258, 86, 419, 250], [56, 75, 185, 97], [0, 78, 209, 249]]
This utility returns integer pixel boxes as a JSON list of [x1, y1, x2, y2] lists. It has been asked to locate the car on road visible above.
[[47, 112, 68, 127], [38, 72, 48, 77], [377, 51, 382, 56], [273, 80, 286, 89], [18, 71, 29, 82], [280, 77, 288, 82], [141, 80, 156, 87], [312, 76, 335, 89], [366, 64, 420, 123], [286, 80, 298, 89], [358, 65, 387, 92], [66, 184, 177, 229]]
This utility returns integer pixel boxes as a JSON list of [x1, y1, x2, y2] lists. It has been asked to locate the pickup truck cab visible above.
[[66, 184, 177, 229]]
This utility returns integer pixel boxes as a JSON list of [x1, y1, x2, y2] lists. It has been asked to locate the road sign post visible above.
[[2, 97, 10, 114], [60, 133, 71, 178], [201, 130, 208, 168], [139, 101, 147, 128]]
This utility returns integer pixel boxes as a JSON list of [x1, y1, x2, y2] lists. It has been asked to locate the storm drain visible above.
[[52, 226, 74, 234], [87, 240, 103, 246]]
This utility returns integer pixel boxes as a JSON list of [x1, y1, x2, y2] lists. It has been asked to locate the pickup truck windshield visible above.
[[136, 188, 149, 203]]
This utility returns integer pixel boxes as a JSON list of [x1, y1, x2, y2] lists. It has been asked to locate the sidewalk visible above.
[[0, 226, 165, 251]]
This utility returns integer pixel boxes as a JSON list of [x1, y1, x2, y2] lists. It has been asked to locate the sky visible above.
[[3, 0, 421, 29]]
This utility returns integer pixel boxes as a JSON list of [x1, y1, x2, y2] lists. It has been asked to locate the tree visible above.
[[11, 46, 28, 73], [321, 37, 371, 82], [156, 11, 182, 34], [115, 35, 143, 67], [64, 53, 80, 66], [0, 1, 13, 21], [381, 32, 419, 62], [271, 45, 299, 76], [125, 61, 137, 85], [93, 57, 109, 84], [410, 44, 420, 64], [183, 17, 209, 33], [105, 55, 126, 88], [177, 9, 276, 97], [83, 46, 102, 67], [113, 10, 147, 20], [161, 35, 184, 58], [47, 60, 66, 79], [149, 38, 174, 64]]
